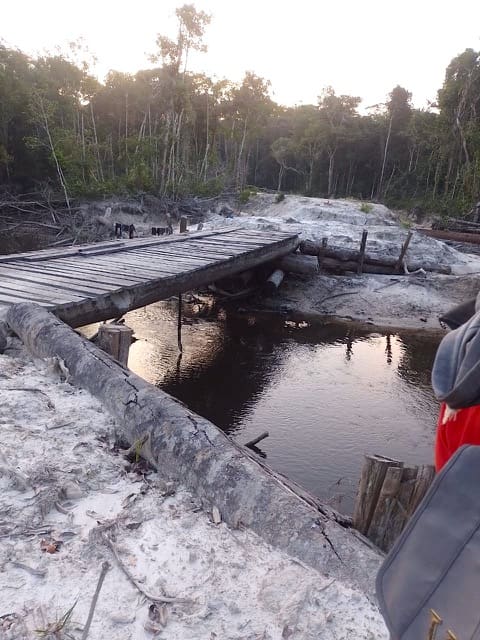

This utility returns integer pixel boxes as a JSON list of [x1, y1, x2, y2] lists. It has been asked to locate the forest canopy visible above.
[[1, 4, 479, 214]]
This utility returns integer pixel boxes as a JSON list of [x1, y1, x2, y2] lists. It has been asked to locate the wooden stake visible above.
[[177, 293, 183, 353], [394, 231, 413, 273], [352, 454, 401, 535], [367, 465, 404, 550], [179, 217, 188, 233], [97, 324, 133, 366], [317, 237, 328, 270], [357, 230, 368, 275]]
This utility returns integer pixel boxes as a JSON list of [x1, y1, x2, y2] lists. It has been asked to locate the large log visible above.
[[276, 254, 319, 275], [6, 303, 382, 593], [299, 239, 451, 275]]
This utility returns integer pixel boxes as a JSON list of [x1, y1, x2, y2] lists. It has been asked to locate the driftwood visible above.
[[7, 303, 382, 594], [245, 431, 269, 449], [299, 239, 451, 275]]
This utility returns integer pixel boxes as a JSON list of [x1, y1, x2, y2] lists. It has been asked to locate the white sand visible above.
[[0, 341, 388, 639]]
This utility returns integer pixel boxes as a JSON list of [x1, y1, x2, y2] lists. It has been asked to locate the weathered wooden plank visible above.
[[0, 278, 90, 302], [93, 252, 216, 270], [0, 264, 124, 293], [0, 261, 143, 287], [49, 259, 152, 282], [90, 256, 193, 276], [0, 284, 74, 305], [0, 290, 54, 305], [0, 269, 113, 296], [52, 234, 299, 326], [0, 227, 247, 263]]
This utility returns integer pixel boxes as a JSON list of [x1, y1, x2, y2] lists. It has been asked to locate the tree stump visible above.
[[97, 324, 133, 366], [353, 455, 435, 551]]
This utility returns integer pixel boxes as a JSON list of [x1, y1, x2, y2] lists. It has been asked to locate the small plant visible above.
[[275, 192, 285, 203], [35, 600, 77, 638], [360, 202, 373, 214], [238, 188, 252, 204]]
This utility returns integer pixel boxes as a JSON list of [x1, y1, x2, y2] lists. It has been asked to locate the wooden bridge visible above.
[[0, 227, 298, 327]]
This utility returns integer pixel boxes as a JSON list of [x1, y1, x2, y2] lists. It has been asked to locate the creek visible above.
[[121, 301, 440, 515]]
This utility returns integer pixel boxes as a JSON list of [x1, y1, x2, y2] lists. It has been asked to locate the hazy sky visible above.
[[3, 0, 480, 110]]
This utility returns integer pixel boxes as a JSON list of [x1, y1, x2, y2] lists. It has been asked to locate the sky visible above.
[[3, 0, 480, 110]]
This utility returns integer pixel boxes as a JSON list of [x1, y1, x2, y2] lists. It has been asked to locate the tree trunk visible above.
[[377, 115, 393, 199], [6, 303, 381, 595]]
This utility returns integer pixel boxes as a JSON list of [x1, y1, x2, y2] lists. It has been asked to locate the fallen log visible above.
[[276, 254, 319, 275], [7, 303, 382, 594], [265, 269, 285, 293], [299, 240, 451, 275]]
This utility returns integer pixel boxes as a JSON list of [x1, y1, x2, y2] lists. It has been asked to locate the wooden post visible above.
[[357, 230, 368, 275], [367, 465, 404, 549], [352, 454, 402, 535], [408, 464, 435, 516], [394, 231, 413, 273], [353, 455, 435, 551], [97, 324, 133, 366], [382, 466, 417, 552], [177, 293, 183, 353], [317, 237, 328, 270], [179, 216, 188, 233]]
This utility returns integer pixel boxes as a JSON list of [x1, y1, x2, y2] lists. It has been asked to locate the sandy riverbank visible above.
[[203, 194, 480, 331], [0, 337, 388, 640]]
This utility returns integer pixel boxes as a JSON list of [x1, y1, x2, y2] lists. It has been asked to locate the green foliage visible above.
[[275, 191, 286, 203], [1, 33, 480, 216], [238, 188, 253, 204], [359, 202, 373, 213]]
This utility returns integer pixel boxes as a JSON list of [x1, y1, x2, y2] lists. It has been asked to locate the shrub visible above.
[[275, 192, 285, 203], [360, 202, 373, 213], [238, 188, 252, 204]]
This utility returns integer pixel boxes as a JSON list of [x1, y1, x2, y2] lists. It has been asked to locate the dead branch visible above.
[[101, 533, 191, 604], [81, 561, 111, 640]]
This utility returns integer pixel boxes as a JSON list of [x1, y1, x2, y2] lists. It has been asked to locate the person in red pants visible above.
[[433, 296, 480, 471]]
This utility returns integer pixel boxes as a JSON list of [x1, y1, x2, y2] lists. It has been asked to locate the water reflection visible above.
[[123, 302, 441, 514]]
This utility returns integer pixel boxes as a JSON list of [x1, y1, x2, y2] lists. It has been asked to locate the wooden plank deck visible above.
[[0, 228, 299, 327]]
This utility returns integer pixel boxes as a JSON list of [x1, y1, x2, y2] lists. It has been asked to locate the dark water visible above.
[[120, 302, 440, 514]]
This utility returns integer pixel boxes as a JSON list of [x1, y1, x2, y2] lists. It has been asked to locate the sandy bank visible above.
[[0, 337, 388, 639], [204, 194, 480, 331]]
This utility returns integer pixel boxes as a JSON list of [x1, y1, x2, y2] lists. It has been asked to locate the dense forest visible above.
[[1, 4, 479, 214]]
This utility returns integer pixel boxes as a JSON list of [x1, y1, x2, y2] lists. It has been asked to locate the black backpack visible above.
[[377, 445, 480, 639]]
